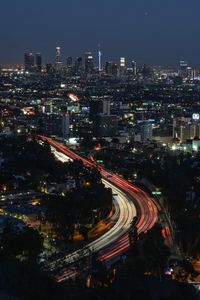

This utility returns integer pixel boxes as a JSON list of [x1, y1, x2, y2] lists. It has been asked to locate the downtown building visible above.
[[24, 52, 42, 72]]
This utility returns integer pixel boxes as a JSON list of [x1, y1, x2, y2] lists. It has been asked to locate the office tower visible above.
[[66, 56, 73, 68], [180, 123, 196, 142], [75, 57, 83, 74], [173, 116, 200, 142], [24, 53, 35, 72], [40, 115, 62, 136], [142, 64, 153, 79], [46, 63, 54, 74], [132, 61, 137, 76], [98, 49, 102, 71], [55, 47, 61, 63], [55, 47, 62, 70], [186, 67, 194, 79], [120, 57, 126, 76], [62, 114, 70, 138], [35, 53, 42, 72], [120, 57, 125, 67], [105, 62, 118, 76], [138, 121, 153, 142], [66, 56, 73, 74], [105, 61, 112, 75], [89, 100, 103, 118], [179, 60, 188, 78], [85, 52, 94, 74], [112, 63, 118, 76], [90, 98, 110, 117]]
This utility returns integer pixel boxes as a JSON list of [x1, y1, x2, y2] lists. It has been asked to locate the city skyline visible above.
[[1, 0, 200, 66], [2, 47, 200, 69]]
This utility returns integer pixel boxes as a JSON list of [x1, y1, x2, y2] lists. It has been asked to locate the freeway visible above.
[[38, 136, 159, 281], [49, 182, 136, 281]]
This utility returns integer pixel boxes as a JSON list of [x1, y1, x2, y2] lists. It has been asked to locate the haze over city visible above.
[[1, 0, 200, 65]]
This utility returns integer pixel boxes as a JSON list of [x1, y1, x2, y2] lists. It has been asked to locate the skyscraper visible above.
[[89, 98, 110, 117], [186, 66, 194, 79], [66, 56, 73, 75], [105, 61, 113, 75], [112, 63, 118, 76], [62, 114, 70, 138], [98, 49, 102, 71], [46, 63, 54, 74], [137, 121, 153, 142], [120, 57, 126, 76], [120, 57, 125, 67], [132, 61, 137, 77], [85, 52, 94, 75], [66, 56, 73, 68], [55, 47, 62, 71], [105, 61, 118, 76], [179, 60, 188, 78], [35, 53, 42, 72], [75, 57, 83, 74], [24, 53, 35, 72]]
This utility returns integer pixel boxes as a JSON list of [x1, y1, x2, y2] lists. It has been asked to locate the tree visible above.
[[1, 223, 43, 258]]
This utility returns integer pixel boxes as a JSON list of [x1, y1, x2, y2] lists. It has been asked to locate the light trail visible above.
[[38, 136, 159, 281]]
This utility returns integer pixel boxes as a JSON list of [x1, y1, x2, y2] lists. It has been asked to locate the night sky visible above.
[[1, 0, 200, 66]]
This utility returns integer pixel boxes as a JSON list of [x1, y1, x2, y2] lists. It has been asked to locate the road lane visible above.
[[38, 136, 159, 281]]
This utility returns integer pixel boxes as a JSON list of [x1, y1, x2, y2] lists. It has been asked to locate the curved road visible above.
[[38, 136, 159, 281]]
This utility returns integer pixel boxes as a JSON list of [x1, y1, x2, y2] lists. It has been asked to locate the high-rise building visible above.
[[98, 49, 102, 71], [142, 64, 153, 79], [75, 57, 83, 74], [179, 123, 196, 142], [105, 61, 118, 76], [137, 121, 153, 142], [55, 47, 62, 71], [112, 63, 118, 76], [66, 56, 73, 68], [85, 52, 94, 74], [120, 57, 125, 67], [132, 61, 137, 77], [141, 122, 152, 142], [90, 100, 103, 118], [39, 114, 62, 136], [179, 60, 188, 78], [46, 63, 54, 74], [24, 53, 35, 72], [105, 61, 113, 75], [66, 56, 73, 74], [173, 116, 200, 142], [35, 53, 42, 72], [62, 114, 70, 138], [120, 57, 126, 76], [186, 67, 195, 79], [89, 98, 110, 117]]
